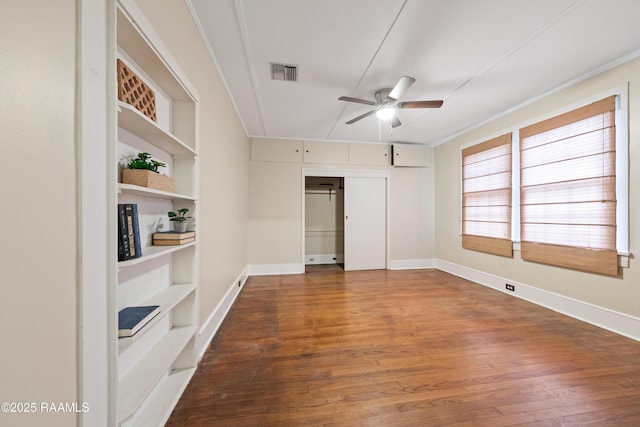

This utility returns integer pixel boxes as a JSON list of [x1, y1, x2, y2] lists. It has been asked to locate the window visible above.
[[519, 96, 618, 275], [461, 133, 513, 257]]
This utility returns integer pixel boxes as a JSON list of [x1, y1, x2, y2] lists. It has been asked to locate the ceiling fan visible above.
[[338, 76, 443, 128]]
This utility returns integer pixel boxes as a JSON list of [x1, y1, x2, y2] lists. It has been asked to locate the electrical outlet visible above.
[[505, 283, 515, 292]]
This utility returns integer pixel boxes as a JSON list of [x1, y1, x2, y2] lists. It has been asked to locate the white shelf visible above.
[[119, 283, 196, 350], [118, 183, 196, 202], [117, 242, 196, 270], [117, 325, 197, 424], [118, 102, 196, 156], [132, 368, 196, 427], [116, 4, 193, 101]]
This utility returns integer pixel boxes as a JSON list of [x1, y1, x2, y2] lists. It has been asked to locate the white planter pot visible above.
[[173, 222, 188, 232]]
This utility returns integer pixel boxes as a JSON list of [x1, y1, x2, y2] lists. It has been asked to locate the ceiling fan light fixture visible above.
[[376, 106, 395, 120]]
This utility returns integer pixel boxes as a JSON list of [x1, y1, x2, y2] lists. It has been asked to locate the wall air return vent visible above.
[[271, 63, 297, 81]]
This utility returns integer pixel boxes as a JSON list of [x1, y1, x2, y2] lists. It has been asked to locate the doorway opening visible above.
[[303, 169, 390, 272], [304, 176, 344, 269]]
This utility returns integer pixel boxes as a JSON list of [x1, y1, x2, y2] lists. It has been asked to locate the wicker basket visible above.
[[122, 169, 174, 192], [117, 58, 157, 122]]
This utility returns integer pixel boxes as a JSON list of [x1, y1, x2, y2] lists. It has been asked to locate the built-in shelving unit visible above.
[[112, 1, 199, 425]]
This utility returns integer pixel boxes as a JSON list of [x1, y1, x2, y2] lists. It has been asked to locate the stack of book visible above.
[[118, 203, 142, 261], [152, 230, 195, 246], [118, 305, 160, 338]]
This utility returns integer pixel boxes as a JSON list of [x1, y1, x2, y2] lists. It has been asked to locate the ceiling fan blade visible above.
[[345, 109, 376, 124], [396, 100, 444, 109], [391, 115, 402, 128], [338, 96, 377, 106], [388, 76, 415, 100]]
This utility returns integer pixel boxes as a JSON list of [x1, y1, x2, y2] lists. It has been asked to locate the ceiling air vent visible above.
[[271, 63, 297, 81]]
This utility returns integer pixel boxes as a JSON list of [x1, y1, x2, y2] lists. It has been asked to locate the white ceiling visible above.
[[189, 0, 640, 145]]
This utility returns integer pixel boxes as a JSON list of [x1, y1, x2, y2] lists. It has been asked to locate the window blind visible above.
[[462, 133, 513, 257], [519, 96, 618, 275]]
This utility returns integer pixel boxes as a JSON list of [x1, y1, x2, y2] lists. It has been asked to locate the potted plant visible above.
[[122, 152, 174, 192], [168, 208, 191, 232]]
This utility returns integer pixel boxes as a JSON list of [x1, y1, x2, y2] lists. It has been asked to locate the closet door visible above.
[[344, 177, 387, 271]]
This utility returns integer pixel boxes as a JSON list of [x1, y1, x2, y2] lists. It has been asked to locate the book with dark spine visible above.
[[123, 204, 141, 259], [118, 305, 160, 337], [130, 204, 142, 257], [124, 204, 136, 258], [118, 204, 130, 261]]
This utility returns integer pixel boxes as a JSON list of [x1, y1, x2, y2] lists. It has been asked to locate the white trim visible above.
[[435, 259, 640, 342], [511, 132, 521, 243], [196, 266, 249, 359], [249, 263, 305, 275], [388, 259, 436, 270], [303, 168, 391, 179], [615, 84, 630, 255], [302, 168, 392, 272], [78, 0, 112, 425], [184, 0, 251, 137]]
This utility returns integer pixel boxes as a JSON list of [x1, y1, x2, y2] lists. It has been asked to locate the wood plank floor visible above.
[[166, 267, 640, 426]]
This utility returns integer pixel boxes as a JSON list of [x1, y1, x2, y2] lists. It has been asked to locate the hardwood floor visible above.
[[166, 267, 640, 426]]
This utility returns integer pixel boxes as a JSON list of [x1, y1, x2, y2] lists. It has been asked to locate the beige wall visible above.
[[249, 139, 436, 267], [249, 161, 303, 264], [0, 1, 78, 426], [134, 0, 250, 324], [390, 166, 435, 261], [434, 57, 640, 318]]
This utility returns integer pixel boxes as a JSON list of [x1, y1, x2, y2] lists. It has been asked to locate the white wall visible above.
[[434, 56, 640, 320], [0, 1, 78, 426], [249, 138, 436, 271]]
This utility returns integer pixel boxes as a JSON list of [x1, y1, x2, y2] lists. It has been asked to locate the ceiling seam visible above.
[[448, 0, 586, 97], [431, 46, 640, 147], [233, 0, 269, 136], [326, 0, 409, 140], [396, 0, 587, 138]]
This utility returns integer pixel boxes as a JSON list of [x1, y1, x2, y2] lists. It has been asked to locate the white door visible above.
[[344, 177, 387, 271]]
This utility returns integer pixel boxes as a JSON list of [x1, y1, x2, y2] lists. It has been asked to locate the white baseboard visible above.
[[389, 258, 436, 270], [196, 266, 249, 359], [248, 263, 305, 275], [435, 259, 640, 342], [248, 260, 437, 271]]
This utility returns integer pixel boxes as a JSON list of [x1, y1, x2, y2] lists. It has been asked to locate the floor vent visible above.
[[271, 63, 297, 81]]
